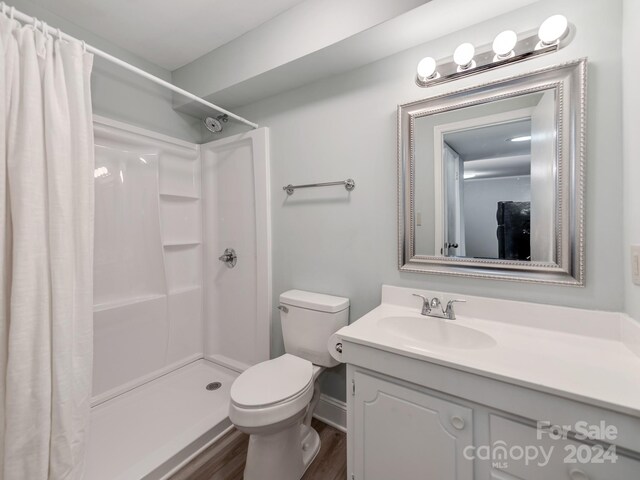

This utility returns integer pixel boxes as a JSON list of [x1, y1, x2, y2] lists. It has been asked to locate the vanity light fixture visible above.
[[415, 14, 573, 88], [492, 30, 518, 60], [453, 43, 476, 71], [537, 14, 569, 47], [416, 56, 439, 82]]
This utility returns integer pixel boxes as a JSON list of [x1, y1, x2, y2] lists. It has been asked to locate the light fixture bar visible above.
[[416, 28, 570, 88]]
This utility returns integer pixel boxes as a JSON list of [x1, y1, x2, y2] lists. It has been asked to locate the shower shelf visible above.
[[159, 193, 200, 201], [163, 241, 201, 248], [93, 293, 166, 313], [168, 285, 201, 296]]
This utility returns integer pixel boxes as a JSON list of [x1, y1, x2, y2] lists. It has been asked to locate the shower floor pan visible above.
[[86, 359, 238, 480]]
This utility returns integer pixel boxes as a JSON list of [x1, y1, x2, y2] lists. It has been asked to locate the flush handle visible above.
[[277, 305, 289, 313]]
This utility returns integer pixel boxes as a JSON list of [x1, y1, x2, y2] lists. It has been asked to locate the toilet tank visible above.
[[279, 290, 349, 368]]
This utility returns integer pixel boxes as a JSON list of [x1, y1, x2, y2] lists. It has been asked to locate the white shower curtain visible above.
[[0, 12, 94, 480]]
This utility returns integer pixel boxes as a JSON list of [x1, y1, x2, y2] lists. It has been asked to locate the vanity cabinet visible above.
[[351, 371, 474, 480], [488, 415, 640, 480], [335, 286, 640, 480], [346, 359, 640, 480]]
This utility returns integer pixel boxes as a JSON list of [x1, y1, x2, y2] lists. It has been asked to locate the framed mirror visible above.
[[398, 59, 586, 285]]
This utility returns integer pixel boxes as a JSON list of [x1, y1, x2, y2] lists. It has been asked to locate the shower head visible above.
[[204, 114, 229, 133], [204, 116, 223, 133]]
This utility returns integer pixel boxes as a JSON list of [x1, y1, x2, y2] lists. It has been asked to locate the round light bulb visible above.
[[538, 14, 568, 45], [453, 43, 475, 68], [492, 30, 518, 57], [416, 56, 437, 82]]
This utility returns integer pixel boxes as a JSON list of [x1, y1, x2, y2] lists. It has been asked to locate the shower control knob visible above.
[[218, 248, 237, 268]]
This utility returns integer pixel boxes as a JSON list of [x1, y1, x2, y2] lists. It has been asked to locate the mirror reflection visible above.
[[414, 90, 556, 263]]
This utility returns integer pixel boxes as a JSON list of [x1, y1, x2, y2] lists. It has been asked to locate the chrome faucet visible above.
[[412, 294, 466, 320]]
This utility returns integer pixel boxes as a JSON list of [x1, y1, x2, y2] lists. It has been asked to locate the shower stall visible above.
[[0, 6, 270, 479], [86, 116, 271, 479]]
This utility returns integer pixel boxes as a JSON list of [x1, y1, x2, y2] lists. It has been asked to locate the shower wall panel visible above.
[[201, 128, 272, 372], [92, 116, 203, 403]]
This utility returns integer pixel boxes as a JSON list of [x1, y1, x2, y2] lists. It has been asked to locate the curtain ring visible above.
[[57, 28, 62, 42], [9, 6, 14, 20], [41, 21, 48, 37], [0, 3, 6, 16], [81, 40, 86, 53]]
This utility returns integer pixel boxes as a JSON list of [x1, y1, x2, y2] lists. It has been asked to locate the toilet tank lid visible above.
[[280, 290, 349, 313]]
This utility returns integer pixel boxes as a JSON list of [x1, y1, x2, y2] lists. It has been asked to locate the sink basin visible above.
[[377, 316, 497, 350]]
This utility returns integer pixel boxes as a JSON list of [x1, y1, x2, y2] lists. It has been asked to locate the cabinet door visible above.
[[489, 415, 640, 480], [352, 371, 474, 480]]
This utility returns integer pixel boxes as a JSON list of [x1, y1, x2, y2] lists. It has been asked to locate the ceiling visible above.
[[444, 119, 531, 161], [28, 0, 308, 70], [463, 156, 531, 180], [445, 119, 532, 179]]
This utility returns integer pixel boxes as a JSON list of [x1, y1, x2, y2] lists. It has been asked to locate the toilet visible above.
[[229, 290, 349, 480]]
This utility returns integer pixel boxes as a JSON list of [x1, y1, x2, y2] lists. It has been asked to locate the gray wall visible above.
[[10, 0, 202, 143], [623, 0, 640, 321], [222, 0, 624, 402], [464, 176, 531, 259]]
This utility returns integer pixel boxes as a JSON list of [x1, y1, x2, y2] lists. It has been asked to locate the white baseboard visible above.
[[313, 394, 346, 433]]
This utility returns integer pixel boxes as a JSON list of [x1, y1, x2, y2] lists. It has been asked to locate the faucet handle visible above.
[[412, 294, 431, 315], [446, 299, 466, 305], [444, 299, 466, 319]]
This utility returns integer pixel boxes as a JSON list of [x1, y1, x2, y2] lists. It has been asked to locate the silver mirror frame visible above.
[[398, 58, 586, 285]]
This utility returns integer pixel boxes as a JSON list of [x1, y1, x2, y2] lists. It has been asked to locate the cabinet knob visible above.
[[569, 468, 589, 480], [451, 416, 465, 430]]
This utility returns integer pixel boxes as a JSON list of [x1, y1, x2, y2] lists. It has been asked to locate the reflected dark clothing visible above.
[[496, 201, 531, 261]]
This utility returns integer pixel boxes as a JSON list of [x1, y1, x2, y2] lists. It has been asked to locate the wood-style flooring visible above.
[[169, 419, 347, 480]]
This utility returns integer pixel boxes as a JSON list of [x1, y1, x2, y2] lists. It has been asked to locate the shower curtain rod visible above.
[[3, 4, 259, 130]]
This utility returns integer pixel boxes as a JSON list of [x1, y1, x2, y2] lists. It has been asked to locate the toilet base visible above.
[[300, 423, 321, 472], [243, 421, 321, 480]]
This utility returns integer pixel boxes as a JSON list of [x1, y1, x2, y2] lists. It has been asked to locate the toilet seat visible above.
[[229, 354, 315, 429], [231, 354, 313, 408]]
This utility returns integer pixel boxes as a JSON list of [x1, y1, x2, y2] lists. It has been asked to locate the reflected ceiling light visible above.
[[463, 172, 477, 179], [538, 14, 568, 47], [493, 30, 518, 60], [416, 56, 439, 82], [94, 166, 109, 178], [508, 135, 532, 142], [453, 43, 476, 71]]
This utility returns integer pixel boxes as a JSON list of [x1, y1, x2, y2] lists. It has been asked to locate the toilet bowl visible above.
[[229, 355, 324, 480], [229, 290, 349, 480]]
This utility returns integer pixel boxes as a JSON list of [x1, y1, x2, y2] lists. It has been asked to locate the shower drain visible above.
[[206, 382, 222, 391]]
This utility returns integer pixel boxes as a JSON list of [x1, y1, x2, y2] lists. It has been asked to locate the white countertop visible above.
[[334, 286, 640, 417]]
